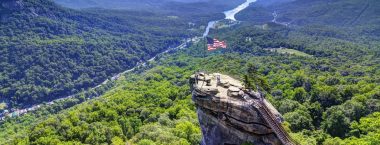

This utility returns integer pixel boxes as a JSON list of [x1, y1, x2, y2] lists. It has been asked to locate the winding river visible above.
[[1, 0, 257, 120], [224, 0, 257, 21], [203, 0, 257, 37]]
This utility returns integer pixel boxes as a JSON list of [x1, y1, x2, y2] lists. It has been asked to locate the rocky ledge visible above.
[[190, 72, 295, 145]]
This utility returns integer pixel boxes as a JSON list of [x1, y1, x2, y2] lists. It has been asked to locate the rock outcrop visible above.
[[190, 72, 295, 145]]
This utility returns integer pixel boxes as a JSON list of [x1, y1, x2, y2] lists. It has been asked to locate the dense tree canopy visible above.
[[2, 22, 379, 143], [0, 0, 203, 107]]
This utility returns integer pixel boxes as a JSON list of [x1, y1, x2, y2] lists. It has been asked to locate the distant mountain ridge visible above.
[[236, 0, 380, 40], [242, 0, 380, 27], [54, 0, 245, 12]]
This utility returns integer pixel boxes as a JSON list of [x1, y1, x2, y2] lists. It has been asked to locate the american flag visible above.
[[207, 37, 227, 51]]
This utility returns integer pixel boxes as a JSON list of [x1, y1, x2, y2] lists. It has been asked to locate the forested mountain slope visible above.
[[243, 0, 380, 26], [54, 0, 243, 24], [54, 0, 244, 13], [268, 0, 380, 26], [239, 0, 380, 41], [2, 21, 380, 144], [0, 0, 199, 108]]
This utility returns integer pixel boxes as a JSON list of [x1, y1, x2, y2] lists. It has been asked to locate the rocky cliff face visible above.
[[190, 73, 295, 145], [197, 108, 281, 145]]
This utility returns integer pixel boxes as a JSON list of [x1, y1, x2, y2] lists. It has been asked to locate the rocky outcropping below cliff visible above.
[[196, 108, 281, 145], [190, 72, 295, 145]]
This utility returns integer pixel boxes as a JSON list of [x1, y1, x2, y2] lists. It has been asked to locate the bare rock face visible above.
[[197, 108, 281, 145], [190, 73, 295, 145]]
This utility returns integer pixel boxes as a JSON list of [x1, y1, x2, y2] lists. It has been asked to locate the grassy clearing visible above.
[[271, 48, 313, 57], [0, 103, 6, 110]]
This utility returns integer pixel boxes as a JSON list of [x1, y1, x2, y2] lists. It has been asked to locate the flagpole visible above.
[[204, 37, 207, 58], [202, 36, 207, 73]]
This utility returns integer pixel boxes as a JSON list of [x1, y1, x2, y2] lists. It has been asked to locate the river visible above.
[[203, 0, 257, 37], [224, 0, 257, 21], [1, 0, 257, 120]]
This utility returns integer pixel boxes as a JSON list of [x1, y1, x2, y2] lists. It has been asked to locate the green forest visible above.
[[0, 0, 206, 107], [2, 22, 380, 144], [1, 0, 380, 144]]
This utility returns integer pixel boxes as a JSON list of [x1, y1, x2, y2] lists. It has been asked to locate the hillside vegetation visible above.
[[0, 0, 200, 108], [2, 22, 380, 144], [54, 0, 244, 12], [238, 0, 380, 42]]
